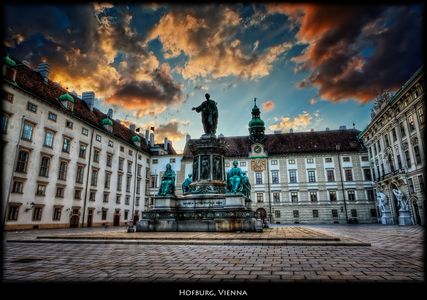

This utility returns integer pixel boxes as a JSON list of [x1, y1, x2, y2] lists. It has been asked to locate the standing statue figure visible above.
[[158, 163, 176, 196], [376, 191, 389, 213], [227, 160, 244, 193], [392, 188, 409, 211], [241, 171, 251, 198], [182, 174, 192, 194], [192, 93, 218, 136]]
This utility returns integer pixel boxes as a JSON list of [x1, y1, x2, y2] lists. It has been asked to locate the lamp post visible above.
[[336, 145, 349, 223]]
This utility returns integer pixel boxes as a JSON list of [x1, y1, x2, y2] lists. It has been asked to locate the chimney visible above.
[[36, 62, 50, 83], [326, 127, 330, 131], [107, 108, 113, 119], [164, 137, 168, 150], [290, 128, 293, 133], [82, 91, 95, 111], [310, 128, 314, 132], [145, 129, 150, 145], [339, 125, 346, 130], [149, 132, 154, 147], [129, 123, 136, 132]]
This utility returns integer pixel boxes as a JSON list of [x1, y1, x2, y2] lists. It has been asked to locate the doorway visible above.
[[413, 200, 422, 225], [87, 209, 94, 228], [113, 213, 120, 226], [70, 209, 80, 228]]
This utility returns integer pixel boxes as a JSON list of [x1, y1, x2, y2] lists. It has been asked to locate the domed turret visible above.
[[248, 98, 265, 143]]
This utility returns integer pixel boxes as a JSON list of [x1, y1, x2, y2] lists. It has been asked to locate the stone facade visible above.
[[359, 67, 424, 225]]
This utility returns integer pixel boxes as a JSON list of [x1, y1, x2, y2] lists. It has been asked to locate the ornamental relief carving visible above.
[[251, 159, 266, 172], [411, 136, 418, 145], [402, 142, 409, 151]]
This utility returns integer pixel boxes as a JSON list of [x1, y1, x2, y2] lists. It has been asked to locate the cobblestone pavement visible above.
[[3, 225, 424, 282]]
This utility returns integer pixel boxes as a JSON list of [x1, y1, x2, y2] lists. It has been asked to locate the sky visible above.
[[4, 3, 424, 153]]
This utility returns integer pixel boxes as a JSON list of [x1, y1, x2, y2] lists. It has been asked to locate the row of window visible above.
[[256, 189, 375, 203], [373, 147, 422, 180], [273, 208, 377, 219], [152, 158, 176, 164]]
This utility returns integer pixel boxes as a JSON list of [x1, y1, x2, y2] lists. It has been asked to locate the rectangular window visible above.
[[103, 193, 109, 203], [325, 157, 332, 163], [293, 210, 299, 218], [48, 112, 57, 121], [104, 172, 111, 189], [225, 162, 230, 167], [79, 144, 87, 159], [418, 107, 424, 125], [348, 190, 355, 201], [408, 178, 415, 193], [58, 161, 68, 180], [392, 128, 397, 141], [152, 159, 158, 164], [21, 122, 34, 141], [361, 156, 369, 162], [36, 184, 46, 196], [108, 140, 114, 147], [127, 161, 133, 173], [128, 150, 133, 156], [291, 192, 298, 203], [405, 150, 412, 168], [307, 158, 314, 164], [62, 137, 71, 153], [74, 189, 82, 200], [397, 154, 402, 169], [275, 210, 281, 218], [271, 160, 278, 165], [289, 170, 297, 183], [106, 153, 113, 167], [343, 157, 350, 162], [370, 209, 377, 218], [400, 122, 406, 137], [27, 102, 37, 113], [136, 197, 140, 206], [288, 159, 295, 164], [12, 181, 24, 193], [96, 134, 101, 142], [76, 165, 85, 184], [16, 150, 29, 173], [150, 175, 157, 188], [272, 171, 279, 184], [310, 191, 317, 202], [44, 131, 54, 147], [1, 112, 9, 133], [82, 127, 89, 136], [307, 170, 316, 183], [91, 169, 98, 186], [116, 194, 121, 204], [408, 115, 415, 131], [414, 146, 421, 164], [3, 91, 14, 102], [351, 209, 358, 218], [255, 172, 263, 184], [53, 208, 62, 221], [125, 196, 130, 205], [329, 191, 337, 202], [312, 210, 319, 218], [102, 210, 107, 220], [126, 175, 132, 193], [7, 205, 19, 221], [367, 189, 375, 202], [332, 209, 338, 218], [120, 146, 124, 152], [137, 164, 142, 177], [55, 187, 64, 198], [418, 175, 424, 193], [39, 156, 50, 177], [256, 193, 263, 203], [117, 174, 123, 191], [363, 168, 372, 181], [137, 178, 141, 194], [273, 192, 280, 203], [89, 190, 96, 201], [65, 120, 73, 129], [240, 161, 246, 167], [385, 134, 390, 147], [32, 207, 43, 221], [93, 149, 100, 163], [167, 158, 175, 164], [119, 158, 124, 171], [324, 169, 335, 182], [377, 141, 381, 152], [345, 169, 353, 181], [124, 210, 129, 220]]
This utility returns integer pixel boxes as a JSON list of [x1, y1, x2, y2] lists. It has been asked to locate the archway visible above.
[[256, 208, 267, 222]]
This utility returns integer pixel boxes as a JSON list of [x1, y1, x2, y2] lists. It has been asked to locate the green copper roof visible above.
[[248, 117, 265, 127], [58, 92, 75, 103], [101, 118, 113, 126], [132, 135, 141, 143], [3, 55, 17, 67]]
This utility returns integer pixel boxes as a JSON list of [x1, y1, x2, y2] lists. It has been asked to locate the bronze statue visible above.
[[227, 160, 244, 193], [158, 163, 176, 196], [182, 174, 192, 194], [192, 93, 218, 135]]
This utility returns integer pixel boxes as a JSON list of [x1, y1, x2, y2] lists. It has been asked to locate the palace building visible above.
[[359, 67, 424, 225]]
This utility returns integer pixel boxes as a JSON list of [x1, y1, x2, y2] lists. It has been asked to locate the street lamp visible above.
[[336, 145, 349, 223]]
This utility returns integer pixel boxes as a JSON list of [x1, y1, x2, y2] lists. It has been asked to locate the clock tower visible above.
[[248, 98, 265, 144]]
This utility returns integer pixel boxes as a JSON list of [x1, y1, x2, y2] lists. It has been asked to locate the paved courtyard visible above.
[[3, 224, 424, 282]]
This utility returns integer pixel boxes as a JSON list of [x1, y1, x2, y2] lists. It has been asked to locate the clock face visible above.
[[254, 145, 262, 153]]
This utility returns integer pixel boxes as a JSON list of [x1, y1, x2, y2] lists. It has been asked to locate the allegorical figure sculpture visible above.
[[192, 93, 218, 136], [392, 188, 409, 211], [241, 171, 251, 198], [158, 163, 176, 196], [227, 160, 244, 193], [182, 174, 192, 194], [376, 190, 390, 213]]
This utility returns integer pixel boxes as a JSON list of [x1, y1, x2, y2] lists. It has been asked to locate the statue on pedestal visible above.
[[392, 188, 409, 211], [376, 190, 390, 213], [158, 163, 176, 196], [227, 160, 244, 193], [241, 171, 251, 198], [192, 93, 218, 136], [182, 174, 192, 194]]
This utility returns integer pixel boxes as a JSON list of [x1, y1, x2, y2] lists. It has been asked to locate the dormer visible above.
[[3, 54, 17, 83], [58, 92, 75, 111], [132, 135, 141, 147], [101, 117, 113, 133]]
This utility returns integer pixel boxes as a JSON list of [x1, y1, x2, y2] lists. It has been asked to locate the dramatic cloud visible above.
[[154, 120, 186, 144], [309, 97, 318, 105], [269, 111, 314, 131], [269, 4, 423, 103], [262, 100, 275, 112], [147, 5, 292, 80]]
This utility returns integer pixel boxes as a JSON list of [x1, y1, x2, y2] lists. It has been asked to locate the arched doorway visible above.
[[113, 210, 121, 226], [70, 208, 80, 228], [256, 208, 267, 222], [87, 209, 94, 228]]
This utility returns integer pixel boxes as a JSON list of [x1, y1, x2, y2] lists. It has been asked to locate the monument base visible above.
[[398, 210, 412, 225], [380, 211, 394, 225]]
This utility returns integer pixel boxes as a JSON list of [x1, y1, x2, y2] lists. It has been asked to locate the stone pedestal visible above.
[[398, 210, 412, 225], [380, 211, 394, 224]]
